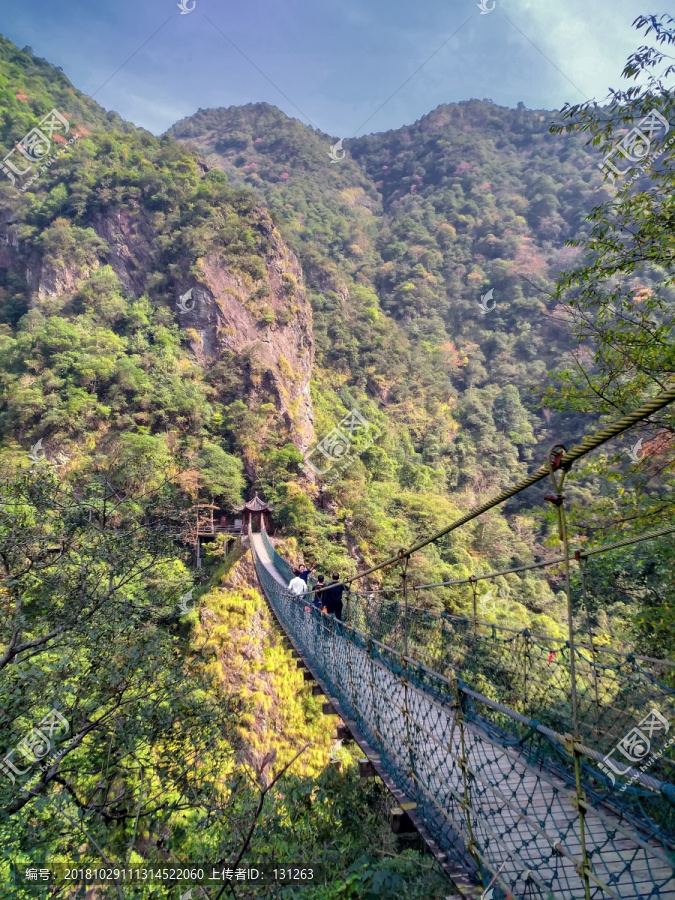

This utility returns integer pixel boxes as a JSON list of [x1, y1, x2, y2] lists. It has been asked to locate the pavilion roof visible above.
[[233, 491, 274, 512]]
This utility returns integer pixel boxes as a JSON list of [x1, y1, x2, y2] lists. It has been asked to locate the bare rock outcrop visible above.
[[177, 221, 315, 454], [13, 193, 315, 456]]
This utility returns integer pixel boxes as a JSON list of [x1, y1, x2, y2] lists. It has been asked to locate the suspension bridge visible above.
[[250, 389, 675, 900]]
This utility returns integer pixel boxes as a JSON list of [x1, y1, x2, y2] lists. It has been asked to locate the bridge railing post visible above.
[[546, 445, 593, 900], [398, 550, 410, 658], [469, 575, 478, 631], [401, 657, 418, 805], [366, 638, 383, 754], [575, 550, 601, 733], [452, 677, 481, 875]]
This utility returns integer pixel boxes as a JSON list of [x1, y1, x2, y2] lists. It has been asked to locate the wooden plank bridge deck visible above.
[[250, 533, 675, 900]]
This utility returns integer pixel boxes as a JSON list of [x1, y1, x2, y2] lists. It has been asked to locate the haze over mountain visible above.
[[0, 0, 650, 135]]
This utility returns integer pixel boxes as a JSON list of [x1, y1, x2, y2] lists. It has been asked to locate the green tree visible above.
[[493, 385, 535, 450], [530, 15, 675, 668], [550, 13, 675, 420], [196, 440, 246, 506], [0, 462, 236, 862]]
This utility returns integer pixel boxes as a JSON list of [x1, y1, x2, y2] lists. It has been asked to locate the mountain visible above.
[[168, 99, 606, 460], [0, 37, 647, 638], [0, 27, 672, 897], [166, 101, 612, 615]]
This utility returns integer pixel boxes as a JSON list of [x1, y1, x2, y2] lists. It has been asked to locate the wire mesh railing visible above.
[[346, 590, 675, 747], [252, 539, 675, 900], [260, 524, 295, 584], [254, 391, 675, 899], [262, 529, 675, 841]]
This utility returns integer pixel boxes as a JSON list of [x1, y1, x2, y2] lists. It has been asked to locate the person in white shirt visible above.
[[288, 568, 308, 596]]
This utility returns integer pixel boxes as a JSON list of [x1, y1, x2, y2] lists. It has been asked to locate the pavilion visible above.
[[233, 492, 274, 534]]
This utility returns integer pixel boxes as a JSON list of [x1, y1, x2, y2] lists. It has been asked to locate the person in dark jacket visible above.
[[298, 563, 315, 584], [312, 574, 327, 612], [324, 573, 345, 620]]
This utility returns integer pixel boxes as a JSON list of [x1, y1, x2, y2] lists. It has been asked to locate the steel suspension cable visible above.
[[336, 523, 675, 596], [344, 386, 675, 585]]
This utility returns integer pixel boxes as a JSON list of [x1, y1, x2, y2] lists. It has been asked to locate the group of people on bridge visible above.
[[287, 564, 345, 620]]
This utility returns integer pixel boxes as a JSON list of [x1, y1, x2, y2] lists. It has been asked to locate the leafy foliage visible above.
[[0, 17, 672, 896]]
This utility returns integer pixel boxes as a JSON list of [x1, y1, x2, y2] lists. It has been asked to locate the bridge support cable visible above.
[[341, 386, 675, 585], [545, 446, 592, 900], [344, 523, 675, 598], [251, 531, 675, 900]]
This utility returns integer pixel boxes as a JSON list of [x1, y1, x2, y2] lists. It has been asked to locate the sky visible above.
[[0, 0, 652, 137]]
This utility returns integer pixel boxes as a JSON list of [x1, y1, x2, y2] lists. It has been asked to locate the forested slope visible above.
[[0, 20, 672, 895], [168, 98, 613, 628]]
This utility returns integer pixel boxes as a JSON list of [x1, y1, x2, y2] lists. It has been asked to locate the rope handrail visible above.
[[580, 524, 675, 558], [261, 520, 675, 669], [360, 613, 673, 797], [343, 386, 675, 584], [329, 523, 675, 596]]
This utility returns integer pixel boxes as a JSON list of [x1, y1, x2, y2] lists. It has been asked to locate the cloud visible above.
[[504, 0, 647, 103]]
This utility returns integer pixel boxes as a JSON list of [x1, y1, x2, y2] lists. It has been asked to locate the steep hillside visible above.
[[0, 41, 318, 485], [169, 100, 605, 475]]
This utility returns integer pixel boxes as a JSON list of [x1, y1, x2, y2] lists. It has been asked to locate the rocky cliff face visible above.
[[7, 195, 315, 457], [178, 222, 315, 455]]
